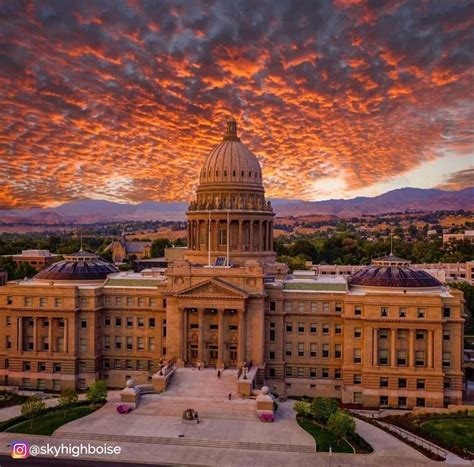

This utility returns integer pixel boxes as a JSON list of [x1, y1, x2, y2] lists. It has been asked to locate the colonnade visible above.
[[17, 316, 69, 353]]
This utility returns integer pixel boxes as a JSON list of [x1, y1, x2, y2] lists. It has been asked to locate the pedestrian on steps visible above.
[[217, 370, 221, 379], [228, 392, 232, 401]]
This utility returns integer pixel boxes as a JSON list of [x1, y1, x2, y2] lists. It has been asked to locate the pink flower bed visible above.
[[258, 412, 274, 423], [116, 404, 132, 414]]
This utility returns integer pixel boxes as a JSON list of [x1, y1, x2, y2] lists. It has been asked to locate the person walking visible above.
[[197, 361, 201, 371], [217, 370, 221, 379], [228, 392, 232, 401]]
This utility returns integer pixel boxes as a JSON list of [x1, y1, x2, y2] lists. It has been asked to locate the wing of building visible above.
[[0, 121, 465, 408]]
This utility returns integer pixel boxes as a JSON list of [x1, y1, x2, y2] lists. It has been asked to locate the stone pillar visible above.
[[49, 317, 54, 352], [33, 317, 38, 352], [177, 308, 185, 366], [217, 309, 225, 370], [427, 330, 433, 368], [373, 328, 378, 366], [64, 318, 68, 353], [249, 221, 254, 252], [270, 221, 273, 249], [238, 220, 243, 251], [409, 329, 415, 367], [433, 328, 442, 369], [18, 317, 23, 351], [198, 308, 204, 363], [265, 221, 270, 251], [258, 220, 263, 252], [390, 328, 396, 367], [196, 220, 200, 251], [238, 309, 246, 366], [182, 309, 188, 363], [187, 222, 191, 249]]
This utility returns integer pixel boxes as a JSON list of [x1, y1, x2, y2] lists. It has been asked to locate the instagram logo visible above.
[[11, 441, 29, 459]]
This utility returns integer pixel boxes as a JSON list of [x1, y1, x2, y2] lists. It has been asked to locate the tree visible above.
[[58, 388, 78, 407], [86, 380, 107, 404], [13, 262, 37, 280], [293, 401, 311, 417], [151, 238, 172, 258], [450, 282, 474, 334], [310, 397, 339, 424], [327, 411, 356, 441], [21, 396, 46, 419]]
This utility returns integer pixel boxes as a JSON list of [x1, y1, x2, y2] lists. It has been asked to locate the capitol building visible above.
[[0, 121, 464, 409]]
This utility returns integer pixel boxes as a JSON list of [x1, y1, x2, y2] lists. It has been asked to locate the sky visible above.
[[0, 0, 473, 209]]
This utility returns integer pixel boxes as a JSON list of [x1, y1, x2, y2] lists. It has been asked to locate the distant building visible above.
[[133, 247, 187, 272], [107, 234, 151, 263], [443, 230, 474, 244], [7, 250, 62, 271]]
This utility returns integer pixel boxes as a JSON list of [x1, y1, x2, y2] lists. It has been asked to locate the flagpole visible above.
[[208, 210, 211, 267]]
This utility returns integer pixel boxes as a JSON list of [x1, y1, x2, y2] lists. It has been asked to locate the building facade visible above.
[[0, 121, 465, 408], [6, 250, 62, 271]]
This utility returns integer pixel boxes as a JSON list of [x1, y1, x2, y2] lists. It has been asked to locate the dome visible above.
[[199, 120, 262, 188], [349, 254, 442, 288], [35, 250, 118, 282]]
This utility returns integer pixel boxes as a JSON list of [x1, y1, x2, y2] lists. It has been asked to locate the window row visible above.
[[189, 323, 238, 331], [104, 316, 158, 329], [278, 343, 342, 359], [273, 301, 343, 313], [103, 359, 155, 371], [284, 367, 342, 379], [104, 336, 156, 352], [281, 322, 342, 335], [103, 296, 162, 308]]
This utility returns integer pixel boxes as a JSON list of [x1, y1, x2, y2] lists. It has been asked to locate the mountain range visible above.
[[0, 187, 472, 226]]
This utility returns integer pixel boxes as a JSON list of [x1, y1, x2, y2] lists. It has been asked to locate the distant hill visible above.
[[0, 187, 472, 225]]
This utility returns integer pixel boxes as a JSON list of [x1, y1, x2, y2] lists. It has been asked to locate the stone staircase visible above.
[[55, 431, 315, 453]]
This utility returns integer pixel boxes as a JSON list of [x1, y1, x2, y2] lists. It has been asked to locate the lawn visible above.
[[5, 405, 99, 436], [297, 417, 354, 453], [420, 417, 474, 453]]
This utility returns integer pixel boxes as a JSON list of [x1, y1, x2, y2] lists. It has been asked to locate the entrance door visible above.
[[189, 345, 198, 363], [229, 346, 237, 366], [209, 346, 218, 365]]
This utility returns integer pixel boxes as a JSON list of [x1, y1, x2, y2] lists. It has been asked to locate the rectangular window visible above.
[[269, 327, 275, 341], [138, 297, 145, 307], [104, 335, 110, 350], [322, 368, 329, 378], [149, 318, 156, 328], [416, 397, 425, 407], [162, 319, 167, 337], [6, 316, 11, 326], [444, 378, 450, 389], [442, 352, 451, 368], [104, 297, 111, 306], [149, 298, 156, 307], [380, 307, 388, 317], [443, 307, 451, 318], [285, 367, 292, 377], [335, 303, 342, 313], [323, 302, 329, 313], [126, 336, 133, 350], [335, 324, 342, 335], [298, 302, 305, 313], [285, 302, 292, 313], [80, 319, 87, 329], [443, 330, 450, 341], [297, 323, 305, 333], [354, 327, 362, 338], [114, 359, 121, 369], [353, 392, 362, 404], [229, 324, 238, 331], [322, 344, 329, 358], [353, 348, 361, 363], [322, 324, 330, 335], [269, 350, 275, 360], [104, 317, 111, 327], [40, 297, 47, 307], [24, 297, 32, 307], [38, 362, 46, 372], [54, 297, 62, 308], [398, 329, 407, 340], [79, 338, 87, 352], [335, 344, 342, 358], [57, 337, 64, 352], [116, 296, 123, 306], [310, 368, 317, 378], [6, 296, 13, 306], [126, 297, 133, 306], [285, 343, 292, 357], [137, 318, 144, 327], [415, 351, 425, 367], [148, 337, 155, 351], [270, 301, 276, 311], [126, 360, 133, 370], [285, 322, 293, 333], [53, 363, 61, 373], [416, 330, 424, 340], [380, 377, 388, 388], [310, 323, 317, 334], [398, 378, 407, 388], [209, 324, 218, 330], [115, 317, 122, 327], [297, 343, 304, 357], [335, 369, 341, 379], [126, 317, 133, 328], [310, 343, 317, 358], [103, 359, 110, 369], [399, 308, 406, 318], [398, 397, 407, 408], [417, 308, 425, 319], [397, 350, 407, 366], [268, 368, 275, 377], [137, 337, 144, 351], [379, 329, 388, 339], [380, 396, 389, 407], [353, 374, 361, 385], [354, 305, 362, 316], [379, 349, 388, 365], [23, 361, 31, 371], [416, 379, 425, 389], [297, 367, 305, 378], [310, 302, 317, 312], [115, 337, 122, 350]]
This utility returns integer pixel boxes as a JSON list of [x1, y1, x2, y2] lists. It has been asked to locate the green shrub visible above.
[[86, 380, 107, 404], [58, 388, 78, 407], [310, 397, 339, 423], [21, 396, 46, 419], [327, 411, 356, 441], [294, 400, 311, 417]]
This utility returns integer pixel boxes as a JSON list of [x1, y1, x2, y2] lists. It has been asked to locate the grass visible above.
[[297, 417, 354, 453], [420, 417, 474, 453], [5, 405, 99, 436]]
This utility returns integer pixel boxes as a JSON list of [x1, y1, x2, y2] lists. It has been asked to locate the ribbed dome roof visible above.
[[35, 250, 118, 281], [199, 120, 262, 187], [349, 254, 442, 288]]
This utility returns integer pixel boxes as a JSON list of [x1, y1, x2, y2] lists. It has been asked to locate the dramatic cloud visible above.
[[438, 167, 474, 191], [0, 0, 473, 208]]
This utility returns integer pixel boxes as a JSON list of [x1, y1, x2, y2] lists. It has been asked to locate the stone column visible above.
[[238, 220, 243, 251], [409, 329, 415, 367], [238, 309, 246, 366], [249, 221, 254, 252], [373, 328, 378, 366], [196, 220, 200, 251], [177, 308, 184, 365], [182, 309, 188, 363], [258, 220, 263, 252], [64, 318, 68, 353], [217, 309, 225, 370], [187, 222, 191, 249], [198, 308, 204, 363], [270, 221, 274, 249], [427, 330, 433, 368], [390, 328, 397, 367], [18, 317, 23, 351], [265, 221, 270, 251], [49, 317, 54, 352], [433, 328, 442, 369], [33, 317, 38, 352]]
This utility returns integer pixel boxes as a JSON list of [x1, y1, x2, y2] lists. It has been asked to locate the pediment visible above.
[[173, 278, 249, 299]]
